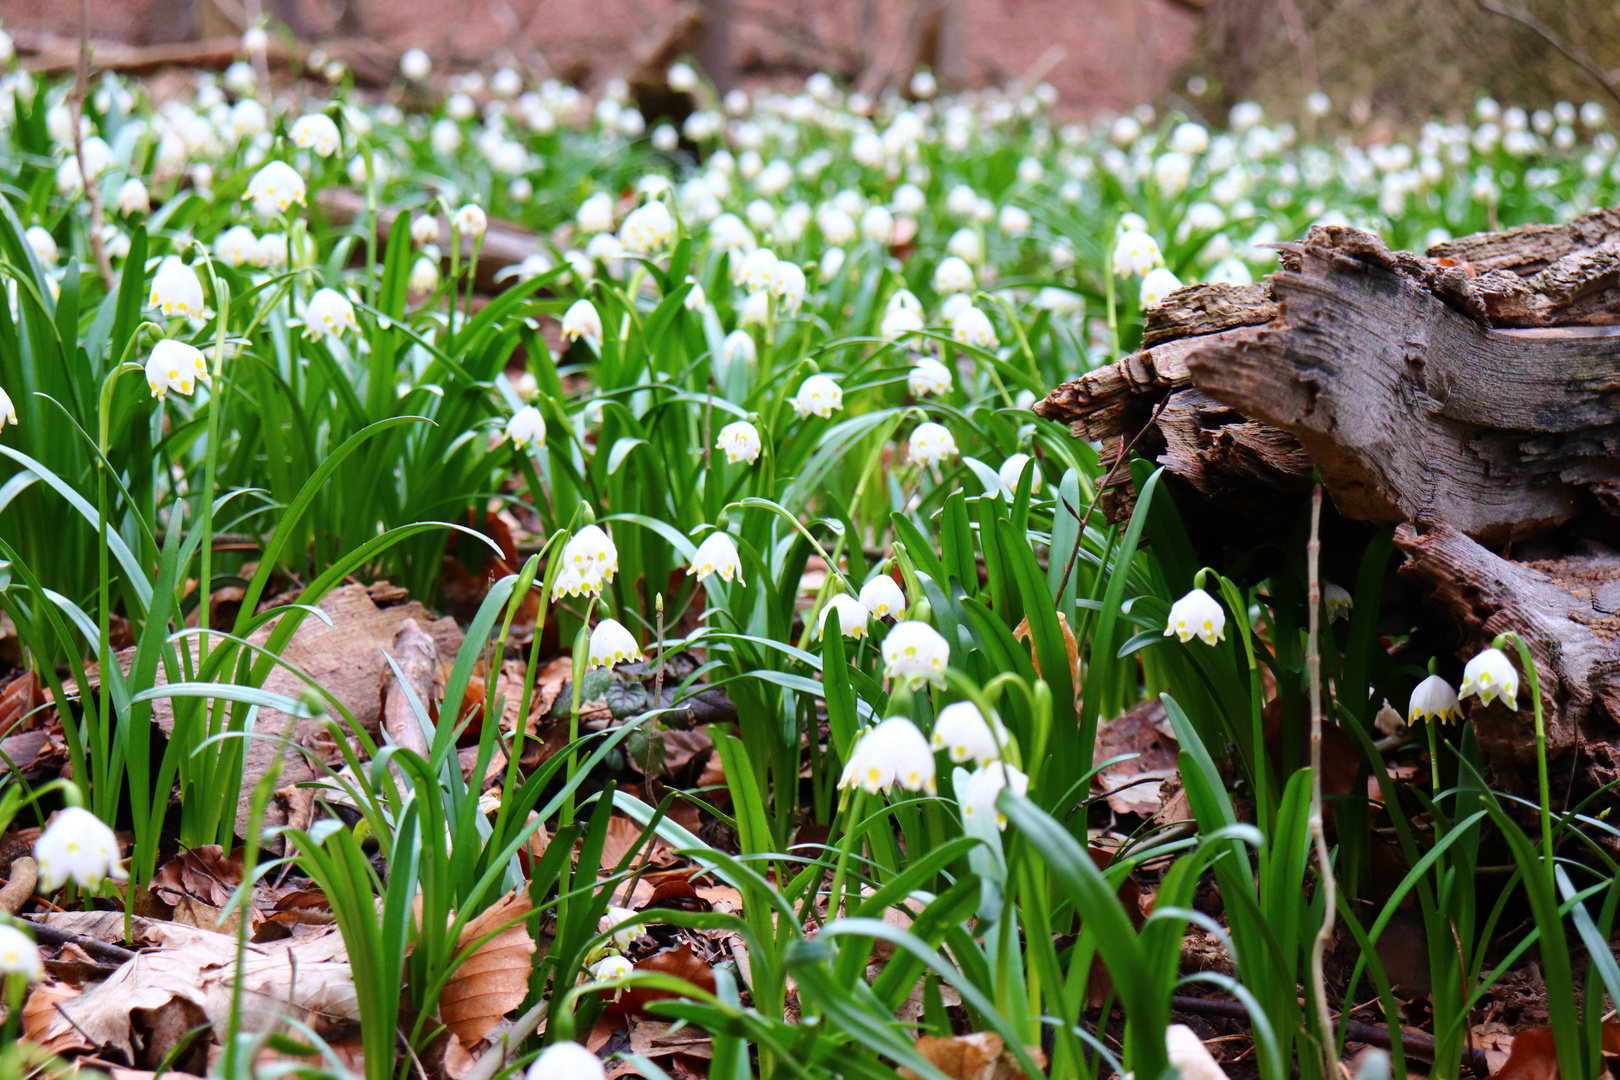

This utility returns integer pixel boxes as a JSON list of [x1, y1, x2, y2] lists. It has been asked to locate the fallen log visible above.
[[14, 33, 398, 88]]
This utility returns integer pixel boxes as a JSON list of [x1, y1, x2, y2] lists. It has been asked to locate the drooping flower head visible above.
[[617, 200, 674, 254], [1113, 229, 1162, 276], [148, 256, 205, 318], [931, 701, 1010, 766], [839, 717, 936, 795], [452, 203, 488, 239], [907, 358, 952, 397], [960, 762, 1028, 830], [586, 618, 643, 669], [1164, 588, 1225, 646], [145, 339, 210, 399], [791, 374, 843, 419], [906, 422, 957, 467], [562, 299, 604, 348], [0, 387, 16, 432], [526, 1042, 606, 1080], [859, 575, 906, 620], [505, 405, 546, 451], [817, 593, 869, 639], [882, 620, 950, 690], [1408, 674, 1460, 725], [1459, 646, 1519, 708], [998, 453, 1041, 494], [290, 113, 342, 157], [553, 525, 618, 598], [1139, 266, 1183, 308], [1323, 583, 1354, 622], [716, 420, 762, 465], [303, 287, 357, 341], [34, 806, 127, 893], [0, 925, 44, 982], [245, 160, 307, 218], [951, 305, 998, 350], [688, 531, 745, 586]]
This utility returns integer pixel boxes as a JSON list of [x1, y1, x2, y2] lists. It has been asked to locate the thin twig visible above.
[[1475, 0, 1620, 109], [1306, 482, 1339, 1077], [71, 0, 113, 291], [1055, 396, 1170, 598]]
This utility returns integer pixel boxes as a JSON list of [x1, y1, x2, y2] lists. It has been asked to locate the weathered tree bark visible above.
[[1038, 212, 1620, 780]]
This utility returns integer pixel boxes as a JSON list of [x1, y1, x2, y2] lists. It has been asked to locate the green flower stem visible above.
[[824, 788, 867, 930], [1496, 631, 1554, 882], [94, 357, 146, 820]]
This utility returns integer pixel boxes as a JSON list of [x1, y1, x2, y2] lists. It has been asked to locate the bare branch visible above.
[[1475, 0, 1620, 109]]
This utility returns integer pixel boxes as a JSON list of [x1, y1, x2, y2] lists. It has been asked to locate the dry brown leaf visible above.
[[629, 1018, 714, 1059], [22, 981, 92, 1055], [901, 1032, 1045, 1080], [439, 890, 537, 1046], [1492, 1023, 1620, 1080], [1093, 699, 1179, 817], [612, 943, 717, 1016], [1012, 612, 1079, 687], [1471, 1020, 1516, 1075]]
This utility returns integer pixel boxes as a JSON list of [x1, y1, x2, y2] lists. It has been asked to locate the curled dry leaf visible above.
[[900, 1032, 1046, 1080], [1491, 1023, 1620, 1080], [610, 942, 716, 1016], [439, 889, 537, 1046], [1012, 612, 1079, 688]]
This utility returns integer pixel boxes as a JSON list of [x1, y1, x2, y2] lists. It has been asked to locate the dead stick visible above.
[[27, 923, 139, 965], [71, 0, 113, 291], [1306, 481, 1339, 1077], [1474, 0, 1620, 110], [1168, 996, 1490, 1076]]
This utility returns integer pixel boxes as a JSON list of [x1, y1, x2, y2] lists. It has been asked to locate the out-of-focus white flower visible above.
[[910, 69, 938, 99], [1033, 287, 1083, 315], [738, 289, 771, 325], [149, 256, 204, 318], [1324, 583, 1353, 622], [839, 717, 936, 795], [878, 303, 920, 342], [114, 177, 149, 216], [818, 593, 870, 639], [409, 254, 439, 294], [882, 620, 949, 690], [400, 48, 431, 81], [241, 25, 268, 54], [668, 62, 699, 92], [223, 59, 256, 94], [952, 305, 998, 350], [960, 762, 1028, 829], [816, 207, 856, 247], [215, 225, 257, 268], [505, 405, 546, 450], [230, 98, 268, 141], [447, 92, 477, 121], [144, 339, 209, 399], [1139, 267, 1183, 308], [716, 420, 762, 465], [34, 806, 127, 892], [618, 199, 673, 253], [1165, 588, 1225, 646], [1305, 91, 1332, 117], [907, 422, 957, 467], [1170, 122, 1210, 155], [491, 67, 522, 97], [721, 330, 755, 368], [860, 205, 895, 244], [586, 618, 642, 669], [1113, 229, 1162, 276], [946, 226, 983, 264], [25, 226, 57, 266], [683, 277, 707, 312], [791, 374, 843, 418], [0, 925, 44, 982], [998, 204, 1031, 236], [1229, 101, 1264, 131], [945, 184, 978, 217], [0, 387, 16, 432], [1408, 674, 1460, 725], [651, 123, 678, 152], [818, 247, 846, 282], [739, 247, 779, 292], [562, 299, 604, 347], [253, 232, 289, 269], [452, 203, 488, 239], [932, 701, 1009, 766], [1459, 647, 1519, 708], [245, 160, 306, 217], [773, 261, 807, 313], [525, 1042, 605, 1080], [554, 525, 618, 598], [1153, 151, 1192, 196], [689, 531, 745, 585], [1109, 115, 1142, 145], [410, 213, 442, 247], [908, 358, 953, 397], [933, 256, 975, 294], [290, 112, 341, 157], [860, 575, 905, 620], [893, 182, 927, 215], [940, 292, 974, 325], [1208, 258, 1253, 286], [1166, 1025, 1230, 1080], [998, 453, 1041, 494], [430, 118, 462, 155], [577, 192, 615, 234], [303, 287, 357, 340], [1016, 156, 1044, 185]]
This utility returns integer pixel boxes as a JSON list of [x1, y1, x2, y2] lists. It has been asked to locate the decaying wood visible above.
[[1395, 522, 1620, 779], [1140, 281, 1278, 347]]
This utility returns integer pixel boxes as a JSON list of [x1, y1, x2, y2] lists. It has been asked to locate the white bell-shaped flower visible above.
[[245, 160, 307, 218], [303, 287, 357, 341], [618, 200, 673, 254], [562, 299, 603, 348], [721, 330, 756, 368], [881, 306, 924, 342], [586, 618, 643, 669], [290, 112, 341, 157], [951, 305, 998, 350], [739, 247, 779, 292], [577, 192, 616, 234], [791, 374, 843, 419], [598, 906, 640, 950], [115, 177, 149, 216], [882, 620, 950, 690], [0, 924, 44, 982], [25, 226, 58, 267], [148, 256, 205, 318], [1164, 588, 1226, 646], [859, 575, 906, 620], [716, 420, 762, 465], [1139, 266, 1183, 308], [946, 227, 983, 263], [553, 525, 618, 598], [931, 701, 1009, 766], [214, 225, 258, 268], [409, 255, 439, 294], [34, 806, 127, 893], [688, 531, 745, 586], [839, 717, 936, 795], [860, 205, 895, 244], [411, 214, 442, 246], [684, 278, 707, 311], [1459, 646, 1519, 708], [0, 387, 17, 432], [772, 261, 807, 314], [907, 422, 957, 467], [452, 203, 488, 239], [1324, 583, 1353, 622], [1166, 1025, 1231, 1080], [817, 593, 869, 639], [907, 358, 953, 397], [526, 1042, 606, 1080], [960, 762, 1028, 830], [998, 453, 1042, 494], [1408, 674, 1460, 725], [145, 339, 210, 399], [932, 255, 975, 294], [1113, 229, 1162, 276], [505, 405, 547, 450], [997, 205, 1032, 236]]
